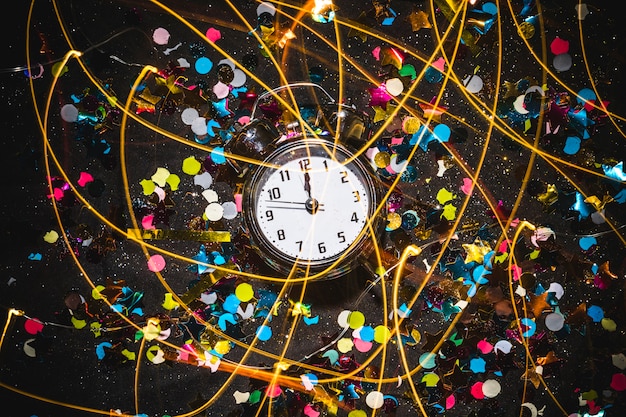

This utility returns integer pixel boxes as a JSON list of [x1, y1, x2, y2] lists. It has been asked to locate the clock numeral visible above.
[[337, 231, 346, 243], [277, 229, 286, 240], [340, 171, 349, 183], [299, 158, 311, 171], [268, 187, 281, 200], [352, 190, 361, 202], [318, 242, 326, 253], [265, 210, 274, 221], [279, 170, 291, 182], [296, 240, 303, 251], [351, 212, 359, 222]]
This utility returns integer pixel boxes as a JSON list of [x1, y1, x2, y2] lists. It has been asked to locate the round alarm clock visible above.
[[226, 83, 385, 279]]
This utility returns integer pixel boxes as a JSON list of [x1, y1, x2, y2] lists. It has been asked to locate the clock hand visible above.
[[265, 204, 325, 212], [303, 172, 312, 198]]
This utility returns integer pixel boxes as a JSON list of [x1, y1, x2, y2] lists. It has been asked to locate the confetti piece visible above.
[[24, 318, 44, 335], [421, 372, 440, 387], [195, 57, 213, 74], [181, 107, 199, 125], [563, 136, 581, 155], [235, 283, 254, 302], [205, 27, 221, 42], [602, 318, 617, 331], [470, 357, 487, 373], [151, 167, 170, 187], [545, 312, 565, 331], [348, 311, 365, 329], [337, 337, 354, 353], [436, 188, 455, 204], [611, 373, 626, 391], [587, 305, 604, 322], [353, 338, 373, 352], [482, 379, 501, 398], [579, 236, 597, 251], [471, 381, 485, 399], [152, 27, 170, 45], [96, 342, 112, 360], [140, 179, 156, 195], [265, 384, 282, 398], [77, 171, 93, 187], [373, 325, 391, 343], [43, 230, 59, 243], [419, 352, 437, 369], [162, 293, 179, 310], [147, 254, 166, 272], [205, 202, 224, 221], [233, 390, 250, 404], [365, 391, 384, 409], [520, 317, 536, 337], [60, 103, 79, 122], [256, 325, 272, 341]]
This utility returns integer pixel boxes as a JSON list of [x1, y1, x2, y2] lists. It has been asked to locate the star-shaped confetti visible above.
[[407, 9, 432, 31]]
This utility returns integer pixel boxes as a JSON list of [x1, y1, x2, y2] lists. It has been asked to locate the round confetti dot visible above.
[[518, 21, 535, 39], [463, 74, 483, 93], [60, 104, 79, 122], [611, 373, 626, 391], [402, 117, 421, 134], [482, 379, 501, 398], [202, 189, 219, 203], [348, 311, 366, 329], [471, 381, 485, 399], [205, 202, 224, 221], [205, 27, 221, 42], [545, 312, 565, 331], [579, 236, 597, 250], [257, 1, 276, 16], [385, 78, 404, 96], [587, 305, 604, 322], [337, 310, 351, 328], [191, 117, 208, 135], [181, 107, 199, 125], [230, 68, 247, 87], [482, 2, 497, 14], [374, 151, 391, 168], [265, 384, 282, 398], [195, 57, 213, 74], [563, 136, 581, 155], [576, 87, 597, 105], [210, 146, 226, 164], [147, 254, 166, 272], [400, 165, 418, 183], [348, 411, 367, 417], [494, 340, 513, 354], [365, 391, 385, 409], [222, 201, 238, 220], [359, 325, 375, 342], [24, 318, 44, 335], [553, 53, 572, 72], [256, 325, 272, 341], [373, 325, 391, 343], [152, 27, 170, 45], [602, 318, 617, 332], [433, 123, 451, 142], [419, 352, 437, 369], [385, 212, 402, 231], [235, 283, 254, 302], [182, 156, 202, 175], [213, 81, 230, 99], [353, 338, 373, 352], [401, 210, 420, 230], [550, 36, 570, 55], [337, 337, 354, 353], [421, 372, 440, 387]]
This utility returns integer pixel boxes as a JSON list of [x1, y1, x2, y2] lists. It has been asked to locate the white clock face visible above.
[[248, 141, 375, 267]]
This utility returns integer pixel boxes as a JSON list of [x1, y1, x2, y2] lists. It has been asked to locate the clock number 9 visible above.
[[265, 210, 274, 221]]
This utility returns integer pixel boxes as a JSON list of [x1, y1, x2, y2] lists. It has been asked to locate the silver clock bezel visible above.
[[243, 138, 383, 279]]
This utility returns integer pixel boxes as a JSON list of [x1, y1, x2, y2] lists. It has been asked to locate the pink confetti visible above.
[[470, 381, 485, 399], [353, 337, 373, 352], [511, 264, 522, 281], [142, 214, 155, 230], [152, 27, 170, 45], [445, 393, 456, 409], [77, 172, 93, 187], [147, 254, 166, 272], [265, 384, 283, 398], [432, 56, 446, 72], [372, 46, 381, 61], [24, 318, 44, 335], [206, 27, 221, 43], [498, 240, 510, 253], [460, 177, 473, 195], [303, 403, 320, 417], [550, 37, 570, 55], [477, 339, 493, 354]]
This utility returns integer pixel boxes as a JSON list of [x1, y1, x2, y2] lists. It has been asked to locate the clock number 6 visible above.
[[318, 242, 326, 253]]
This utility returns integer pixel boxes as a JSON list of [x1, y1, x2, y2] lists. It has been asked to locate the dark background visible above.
[[2, 1, 626, 417]]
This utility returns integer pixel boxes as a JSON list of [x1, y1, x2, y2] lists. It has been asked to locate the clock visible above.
[[226, 83, 384, 279]]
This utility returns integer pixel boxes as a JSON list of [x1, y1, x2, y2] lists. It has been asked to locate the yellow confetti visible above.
[[436, 188, 456, 205], [374, 325, 391, 344], [140, 179, 156, 196], [602, 318, 617, 332], [151, 167, 171, 187], [71, 316, 87, 329], [162, 293, 180, 310], [214, 340, 232, 355], [524, 118, 532, 133], [90, 322, 102, 337], [421, 372, 440, 387], [235, 283, 255, 302], [402, 117, 421, 134], [91, 285, 106, 300], [142, 319, 162, 341], [337, 337, 354, 353], [462, 239, 492, 264], [166, 173, 181, 191], [121, 349, 136, 361], [348, 311, 366, 329], [441, 204, 457, 220], [43, 230, 59, 243], [182, 156, 202, 175], [529, 249, 541, 260]]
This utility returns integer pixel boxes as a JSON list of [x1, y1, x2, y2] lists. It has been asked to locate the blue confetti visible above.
[[256, 325, 272, 341], [218, 312, 237, 330], [194, 57, 213, 74], [469, 357, 486, 373], [563, 136, 581, 155], [579, 236, 597, 251], [303, 315, 319, 325], [222, 294, 240, 314], [95, 342, 112, 360], [587, 305, 604, 322]]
